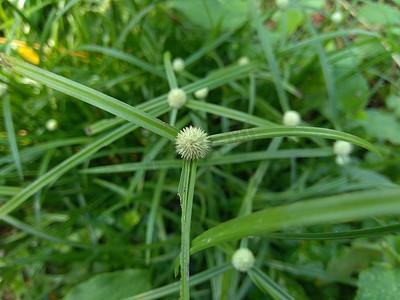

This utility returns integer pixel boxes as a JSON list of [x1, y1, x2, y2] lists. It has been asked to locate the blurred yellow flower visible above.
[[18, 46, 40, 65]]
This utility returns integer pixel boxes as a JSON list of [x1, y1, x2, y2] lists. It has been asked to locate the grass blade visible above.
[[0, 105, 168, 220], [0, 53, 179, 140], [248, 0, 289, 112], [266, 260, 357, 286], [191, 188, 400, 254], [0, 137, 92, 166], [304, 15, 339, 129], [209, 125, 379, 154], [248, 267, 295, 300], [123, 263, 232, 300], [186, 100, 275, 126], [80, 147, 332, 174], [163, 52, 178, 89], [264, 223, 400, 240], [2, 96, 23, 179], [278, 30, 379, 57], [76, 44, 165, 78]]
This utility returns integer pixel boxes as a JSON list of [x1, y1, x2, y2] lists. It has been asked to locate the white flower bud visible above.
[[167, 88, 187, 109], [175, 126, 210, 160], [333, 140, 352, 156], [194, 87, 209, 99], [238, 56, 250, 66], [46, 119, 58, 131], [331, 11, 343, 24], [276, 0, 289, 10], [283, 110, 301, 126], [232, 248, 255, 272], [172, 57, 185, 72]]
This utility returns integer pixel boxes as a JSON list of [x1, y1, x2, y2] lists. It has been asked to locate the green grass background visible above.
[[1, 0, 400, 299]]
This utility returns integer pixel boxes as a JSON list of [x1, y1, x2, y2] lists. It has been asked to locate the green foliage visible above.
[[64, 269, 151, 300], [355, 267, 400, 300], [170, 0, 247, 31], [359, 110, 400, 145], [1, 0, 400, 299]]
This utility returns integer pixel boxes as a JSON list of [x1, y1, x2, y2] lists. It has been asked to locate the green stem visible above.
[[178, 159, 198, 299]]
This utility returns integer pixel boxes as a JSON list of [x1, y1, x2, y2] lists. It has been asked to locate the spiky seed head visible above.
[[331, 11, 343, 24], [175, 126, 210, 160], [238, 56, 250, 66], [333, 140, 352, 156], [194, 87, 209, 99], [172, 57, 185, 72], [276, 0, 289, 10], [232, 248, 255, 272], [167, 88, 187, 109], [283, 110, 301, 126]]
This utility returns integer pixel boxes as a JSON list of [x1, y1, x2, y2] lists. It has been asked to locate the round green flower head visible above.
[[175, 126, 210, 161], [46, 119, 58, 131], [172, 57, 185, 72], [238, 56, 250, 66], [333, 140, 352, 156], [283, 110, 301, 126], [232, 248, 255, 272], [331, 11, 343, 24], [168, 88, 187, 109], [194, 87, 209, 99]]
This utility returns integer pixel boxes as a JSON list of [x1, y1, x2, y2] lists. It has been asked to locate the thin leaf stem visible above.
[[178, 160, 198, 300]]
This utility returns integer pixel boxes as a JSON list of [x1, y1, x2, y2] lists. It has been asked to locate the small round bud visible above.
[[172, 57, 185, 72], [335, 155, 350, 165], [194, 87, 209, 99], [238, 56, 250, 66], [167, 88, 187, 109], [232, 248, 255, 272], [276, 0, 289, 10], [46, 119, 58, 131], [175, 126, 210, 161], [283, 110, 301, 126], [331, 11, 343, 24], [333, 140, 352, 156]]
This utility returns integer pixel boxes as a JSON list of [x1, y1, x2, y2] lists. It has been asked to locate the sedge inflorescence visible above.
[[232, 248, 255, 272], [172, 57, 185, 72], [175, 126, 210, 161], [194, 87, 209, 99], [283, 110, 301, 126], [331, 11, 343, 24], [333, 140, 353, 165], [167, 88, 187, 109], [238, 56, 250, 66]]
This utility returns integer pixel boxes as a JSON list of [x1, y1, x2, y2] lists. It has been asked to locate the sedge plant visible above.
[[1, 1, 400, 299]]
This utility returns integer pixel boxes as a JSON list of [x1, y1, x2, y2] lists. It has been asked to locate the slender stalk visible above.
[[163, 51, 179, 89], [178, 159, 198, 299]]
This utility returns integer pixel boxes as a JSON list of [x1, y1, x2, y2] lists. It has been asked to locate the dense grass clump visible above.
[[1, 1, 400, 299]]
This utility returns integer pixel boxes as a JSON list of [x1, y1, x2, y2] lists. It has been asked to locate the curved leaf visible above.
[[191, 188, 400, 254], [0, 53, 179, 140], [209, 125, 379, 154]]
